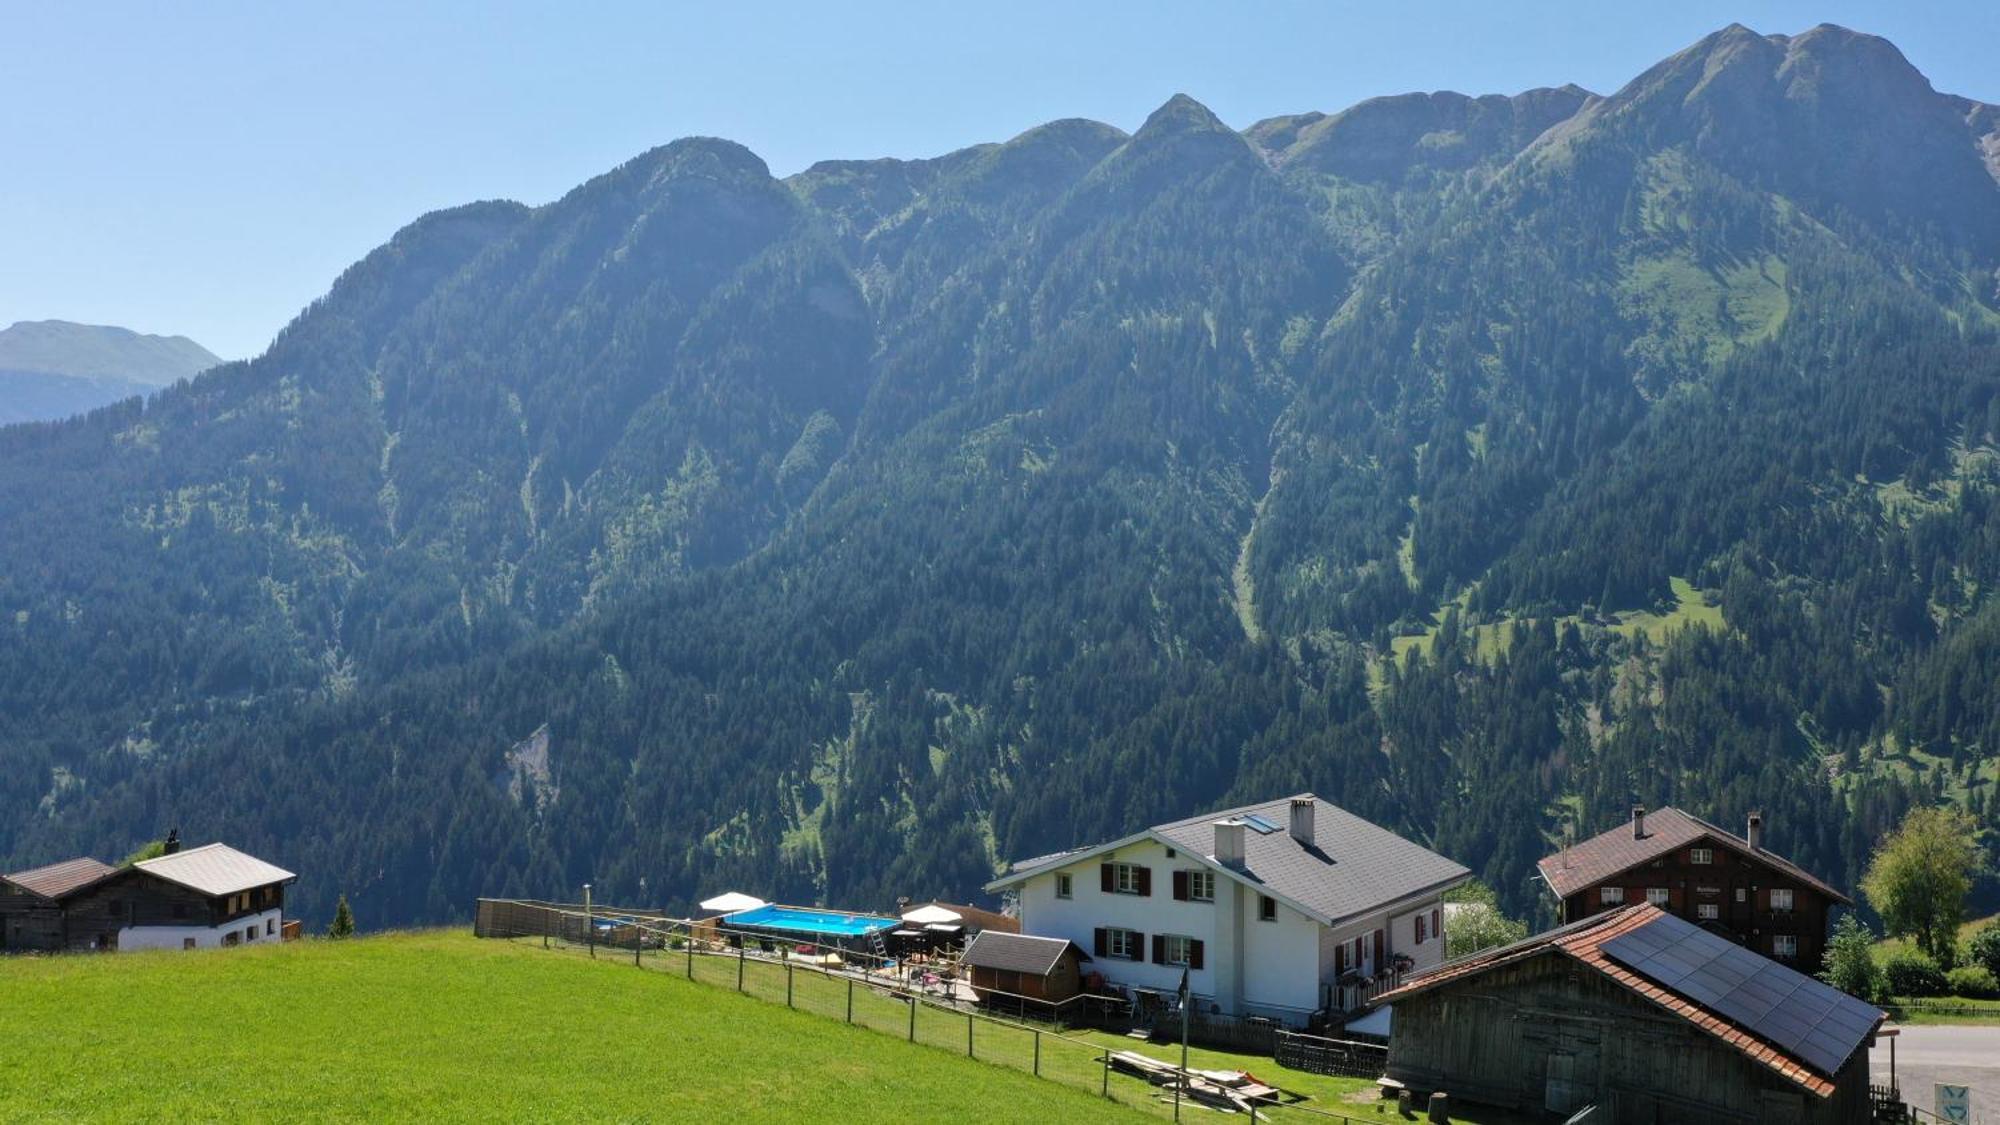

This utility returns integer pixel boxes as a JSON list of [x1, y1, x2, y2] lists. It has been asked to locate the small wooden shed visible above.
[[963, 931, 1090, 1006], [1374, 905, 1882, 1124]]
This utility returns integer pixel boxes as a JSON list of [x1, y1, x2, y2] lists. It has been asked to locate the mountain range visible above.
[[2, 23, 1997, 928], [0, 320, 219, 425]]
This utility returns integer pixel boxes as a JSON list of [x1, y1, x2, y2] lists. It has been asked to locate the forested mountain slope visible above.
[[3, 24, 1997, 927]]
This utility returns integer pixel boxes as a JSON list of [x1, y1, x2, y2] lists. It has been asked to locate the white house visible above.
[[985, 794, 1469, 1025]]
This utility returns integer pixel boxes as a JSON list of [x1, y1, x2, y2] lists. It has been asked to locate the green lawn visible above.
[[0, 930, 1145, 1122]]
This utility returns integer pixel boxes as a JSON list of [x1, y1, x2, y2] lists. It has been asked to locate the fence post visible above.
[[909, 996, 917, 1042], [1101, 1051, 1110, 1098], [635, 929, 642, 967], [967, 1011, 974, 1058], [787, 961, 795, 1008], [686, 929, 694, 979], [1033, 1029, 1040, 1077], [846, 978, 854, 1024], [738, 942, 746, 993]]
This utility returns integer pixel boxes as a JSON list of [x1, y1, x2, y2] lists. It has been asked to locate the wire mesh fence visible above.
[[473, 899, 1390, 1122]]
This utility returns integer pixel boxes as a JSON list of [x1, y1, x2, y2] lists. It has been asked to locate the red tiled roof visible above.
[[1537, 806, 1850, 904], [2, 856, 116, 900], [1376, 904, 1881, 1098]]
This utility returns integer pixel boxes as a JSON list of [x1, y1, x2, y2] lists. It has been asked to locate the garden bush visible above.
[[1965, 926, 2000, 979], [1883, 950, 1948, 997], [1946, 966, 1999, 999]]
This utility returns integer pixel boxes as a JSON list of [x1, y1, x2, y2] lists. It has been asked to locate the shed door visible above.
[[1544, 1034, 1601, 1116], [1545, 1053, 1578, 1115]]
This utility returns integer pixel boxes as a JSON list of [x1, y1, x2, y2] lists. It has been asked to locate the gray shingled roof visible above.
[[991, 793, 1470, 927], [1152, 796, 1470, 925], [962, 931, 1088, 976]]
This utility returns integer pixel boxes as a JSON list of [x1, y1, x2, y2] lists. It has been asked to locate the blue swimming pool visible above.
[[724, 904, 897, 937]]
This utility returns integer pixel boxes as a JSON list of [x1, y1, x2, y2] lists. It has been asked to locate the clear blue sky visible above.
[[5, 1, 1995, 360]]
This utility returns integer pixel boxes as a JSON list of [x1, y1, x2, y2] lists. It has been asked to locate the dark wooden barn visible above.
[[1374, 905, 1882, 1124], [1, 857, 117, 951], [1, 839, 295, 954], [963, 931, 1090, 1006]]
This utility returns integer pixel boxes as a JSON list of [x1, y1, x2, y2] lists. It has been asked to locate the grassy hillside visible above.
[[0, 931, 1143, 1122]]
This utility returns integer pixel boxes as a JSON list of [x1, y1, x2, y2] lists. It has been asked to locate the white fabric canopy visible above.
[[1343, 1005, 1392, 1038], [900, 904, 963, 925], [698, 891, 768, 914]]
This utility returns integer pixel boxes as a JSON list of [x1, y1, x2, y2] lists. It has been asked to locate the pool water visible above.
[[724, 904, 897, 936]]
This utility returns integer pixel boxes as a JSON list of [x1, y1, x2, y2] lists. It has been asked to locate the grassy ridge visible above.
[[0, 931, 1144, 1122]]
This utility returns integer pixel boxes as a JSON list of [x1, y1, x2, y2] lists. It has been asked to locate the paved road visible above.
[[1873, 1024, 2000, 1123]]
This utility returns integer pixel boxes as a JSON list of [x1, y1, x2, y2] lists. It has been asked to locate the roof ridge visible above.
[[1150, 792, 1310, 832], [138, 841, 230, 864]]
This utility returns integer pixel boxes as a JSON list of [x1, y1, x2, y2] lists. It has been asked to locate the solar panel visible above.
[[1240, 814, 1282, 835], [1601, 912, 1880, 1077]]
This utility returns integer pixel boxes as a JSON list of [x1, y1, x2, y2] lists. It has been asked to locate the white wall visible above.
[[1239, 895, 1323, 1018], [1390, 898, 1449, 974], [1016, 838, 1326, 1019], [119, 908, 283, 952], [1020, 840, 1219, 1000]]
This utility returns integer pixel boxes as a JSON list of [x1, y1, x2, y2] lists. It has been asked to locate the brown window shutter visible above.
[[1336, 941, 1347, 974], [1172, 871, 1189, 901], [1136, 867, 1152, 896], [1151, 934, 1166, 965], [1094, 928, 1107, 957], [1101, 864, 1115, 893], [1189, 940, 1205, 970], [1373, 929, 1384, 966]]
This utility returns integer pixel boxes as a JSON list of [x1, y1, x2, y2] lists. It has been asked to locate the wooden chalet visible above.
[[1, 834, 295, 953], [1538, 806, 1850, 970], [1375, 904, 1884, 1124], [962, 930, 1090, 1006]]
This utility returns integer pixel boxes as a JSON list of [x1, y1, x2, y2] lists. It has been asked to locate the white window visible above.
[[1258, 895, 1277, 922], [1773, 934, 1798, 958], [1770, 889, 1794, 911], [1055, 873, 1072, 899], [1600, 886, 1625, 905], [1698, 903, 1720, 921], [1111, 863, 1143, 895], [1691, 847, 1713, 865], [1735, 888, 1746, 903], [1646, 888, 1669, 906], [1163, 935, 1193, 966], [1106, 928, 1139, 960], [1186, 870, 1215, 902]]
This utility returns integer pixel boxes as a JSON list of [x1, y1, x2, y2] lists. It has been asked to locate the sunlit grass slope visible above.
[[0, 930, 1145, 1123]]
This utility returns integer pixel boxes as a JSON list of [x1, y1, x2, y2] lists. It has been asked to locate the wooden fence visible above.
[[1273, 1030, 1389, 1079], [472, 898, 1392, 1122]]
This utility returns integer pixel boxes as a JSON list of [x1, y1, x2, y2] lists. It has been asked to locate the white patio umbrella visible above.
[[900, 904, 963, 925], [698, 891, 768, 914]]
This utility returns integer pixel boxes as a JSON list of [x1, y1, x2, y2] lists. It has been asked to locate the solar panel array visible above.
[[1600, 912, 1879, 1077], [1239, 814, 1282, 835]]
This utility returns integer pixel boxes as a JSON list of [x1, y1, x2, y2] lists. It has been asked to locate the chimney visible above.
[[163, 828, 181, 855], [1289, 797, 1316, 848], [1632, 805, 1646, 840], [1214, 820, 1247, 870], [1746, 811, 1763, 851]]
